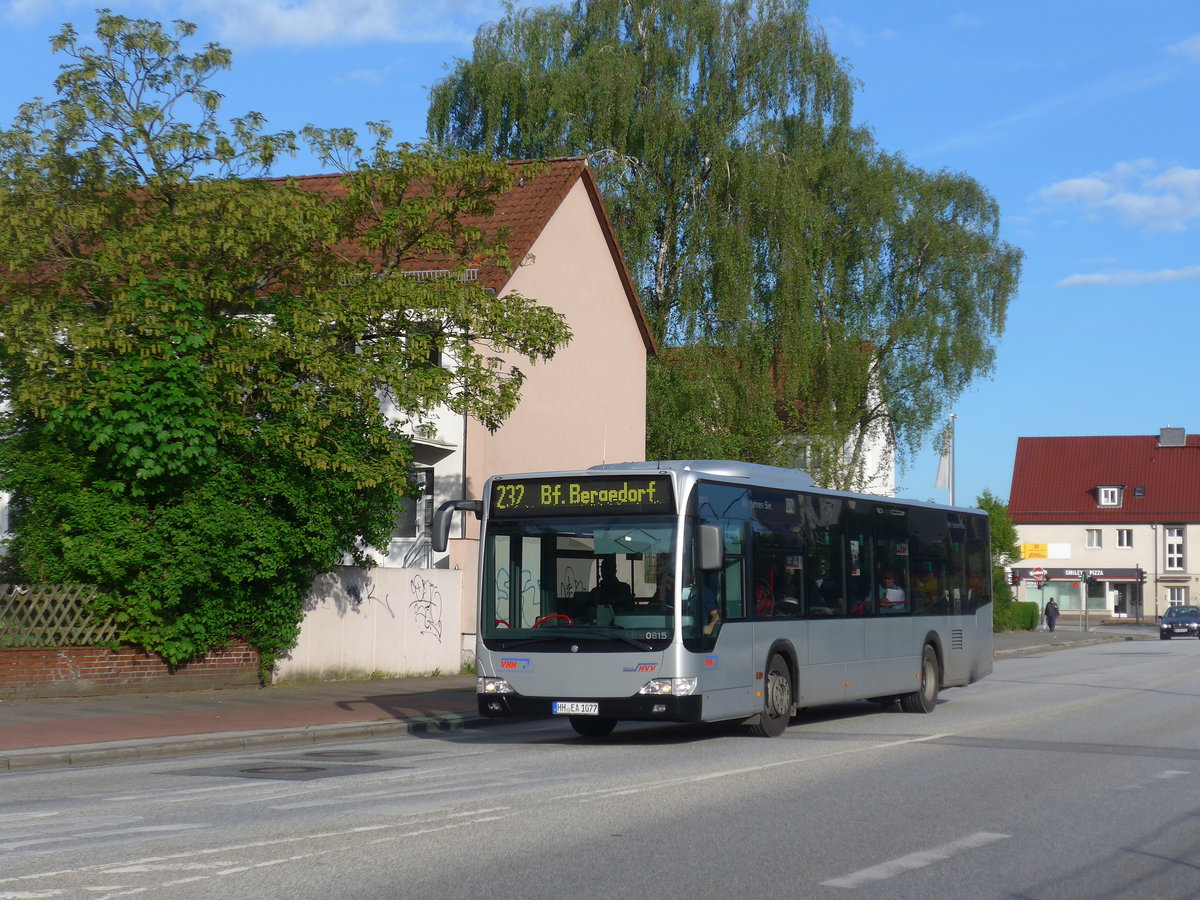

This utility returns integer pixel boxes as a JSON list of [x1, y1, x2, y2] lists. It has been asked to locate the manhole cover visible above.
[[175, 763, 398, 781], [241, 765, 326, 775], [301, 750, 382, 760]]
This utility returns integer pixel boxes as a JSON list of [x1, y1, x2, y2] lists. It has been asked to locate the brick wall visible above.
[[0, 641, 261, 698]]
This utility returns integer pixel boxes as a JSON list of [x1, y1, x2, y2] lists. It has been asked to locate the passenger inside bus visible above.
[[683, 572, 721, 635], [777, 574, 802, 617], [754, 578, 774, 617], [879, 571, 908, 611]]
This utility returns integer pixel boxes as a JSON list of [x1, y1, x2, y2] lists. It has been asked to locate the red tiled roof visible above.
[[1008, 433, 1200, 524], [282, 158, 655, 355]]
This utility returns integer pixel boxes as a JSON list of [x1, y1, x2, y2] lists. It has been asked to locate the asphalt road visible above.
[[2, 635, 1198, 899]]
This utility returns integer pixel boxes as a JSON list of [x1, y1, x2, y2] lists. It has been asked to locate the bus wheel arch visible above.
[[750, 642, 797, 737]]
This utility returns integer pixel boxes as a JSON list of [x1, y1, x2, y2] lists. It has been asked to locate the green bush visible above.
[[1010, 601, 1038, 631], [991, 567, 1017, 631], [990, 566, 1040, 632]]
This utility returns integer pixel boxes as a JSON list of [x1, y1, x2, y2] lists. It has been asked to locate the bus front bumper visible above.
[[477, 692, 704, 722]]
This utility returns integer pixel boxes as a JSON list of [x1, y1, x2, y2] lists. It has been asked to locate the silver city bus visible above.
[[433, 460, 993, 738]]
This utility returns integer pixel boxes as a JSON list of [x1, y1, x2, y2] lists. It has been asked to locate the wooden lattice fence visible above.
[[0, 584, 119, 648]]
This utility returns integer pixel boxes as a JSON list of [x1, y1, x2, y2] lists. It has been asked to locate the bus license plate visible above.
[[553, 701, 598, 716]]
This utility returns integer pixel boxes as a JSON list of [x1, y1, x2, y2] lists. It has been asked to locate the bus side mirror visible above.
[[697, 524, 724, 571], [432, 499, 482, 553]]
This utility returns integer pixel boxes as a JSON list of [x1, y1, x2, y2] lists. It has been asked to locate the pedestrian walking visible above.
[[1044, 598, 1060, 632]]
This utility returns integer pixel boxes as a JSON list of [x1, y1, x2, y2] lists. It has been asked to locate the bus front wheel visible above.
[[901, 645, 940, 713], [750, 653, 792, 737], [569, 716, 617, 737]]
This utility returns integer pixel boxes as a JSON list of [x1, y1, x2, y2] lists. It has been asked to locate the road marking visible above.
[[555, 734, 950, 804], [0, 824, 201, 853], [821, 831, 1010, 888]]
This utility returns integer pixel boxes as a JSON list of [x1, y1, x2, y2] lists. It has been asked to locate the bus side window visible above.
[[722, 559, 745, 618], [807, 533, 845, 618]]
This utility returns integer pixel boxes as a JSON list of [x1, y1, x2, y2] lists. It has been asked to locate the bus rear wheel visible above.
[[901, 645, 940, 713], [569, 716, 617, 737], [750, 653, 793, 737]]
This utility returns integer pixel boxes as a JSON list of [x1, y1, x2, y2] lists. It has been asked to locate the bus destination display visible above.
[[490, 475, 674, 517]]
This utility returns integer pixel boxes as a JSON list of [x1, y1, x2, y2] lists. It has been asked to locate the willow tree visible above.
[[0, 13, 570, 670], [428, 0, 1021, 489]]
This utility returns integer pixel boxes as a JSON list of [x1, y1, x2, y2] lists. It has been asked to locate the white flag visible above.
[[934, 415, 955, 499], [934, 449, 950, 490]]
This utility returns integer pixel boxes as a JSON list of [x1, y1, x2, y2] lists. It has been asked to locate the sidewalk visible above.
[[0, 624, 1153, 773], [1, 675, 482, 773]]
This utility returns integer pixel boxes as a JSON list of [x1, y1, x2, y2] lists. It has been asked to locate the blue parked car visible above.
[[1159, 605, 1200, 640]]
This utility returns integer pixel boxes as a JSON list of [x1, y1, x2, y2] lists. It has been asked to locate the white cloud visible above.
[[2, 0, 510, 44], [1167, 34, 1200, 60], [1038, 160, 1200, 233], [2, 0, 49, 24], [1148, 165, 1200, 193], [1039, 177, 1110, 205], [334, 66, 389, 84], [186, 0, 504, 46], [1057, 265, 1200, 288]]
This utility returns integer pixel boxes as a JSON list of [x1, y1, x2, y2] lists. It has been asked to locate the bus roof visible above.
[[484, 460, 983, 516]]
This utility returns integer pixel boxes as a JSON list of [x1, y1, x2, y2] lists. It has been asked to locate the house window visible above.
[[1085, 529, 1102, 549], [1098, 486, 1121, 507], [1116, 529, 1133, 549], [1164, 527, 1185, 571], [393, 469, 434, 539], [1166, 587, 1188, 607]]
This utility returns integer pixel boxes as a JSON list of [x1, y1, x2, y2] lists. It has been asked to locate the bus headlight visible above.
[[638, 677, 698, 696], [477, 676, 515, 694]]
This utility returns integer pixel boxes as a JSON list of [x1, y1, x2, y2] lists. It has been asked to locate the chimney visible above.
[[1158, 427, 1186, 447]]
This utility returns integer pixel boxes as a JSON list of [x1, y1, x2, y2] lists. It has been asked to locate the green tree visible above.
[[975, 488, 1019, 567], [0, 13, 570, 670], [427, 0, 1021, 488], [975, 489, 1021, 630]]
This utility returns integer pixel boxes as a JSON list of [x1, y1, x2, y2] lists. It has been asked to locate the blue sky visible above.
[[2, 1, 1197, 507]]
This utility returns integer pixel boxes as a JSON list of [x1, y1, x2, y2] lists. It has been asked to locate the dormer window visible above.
[[1098, 486, 1123, 508]]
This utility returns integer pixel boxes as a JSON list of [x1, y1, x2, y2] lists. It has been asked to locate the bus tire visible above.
[[750, 653, 792, 737], [569, 716, 617, 737], [901, 645, 940, 713]]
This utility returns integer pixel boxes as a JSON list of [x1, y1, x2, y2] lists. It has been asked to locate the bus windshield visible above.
[[481, 515, 686, 649]]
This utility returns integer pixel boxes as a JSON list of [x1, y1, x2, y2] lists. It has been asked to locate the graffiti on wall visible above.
[[408, 574, 443, 642], [345, 579, 396, 618]]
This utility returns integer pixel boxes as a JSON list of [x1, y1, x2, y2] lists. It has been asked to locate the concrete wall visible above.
[[276, 566, 464, 680]]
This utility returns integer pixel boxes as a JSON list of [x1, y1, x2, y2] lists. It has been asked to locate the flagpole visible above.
[[948, 414, 956, 507]]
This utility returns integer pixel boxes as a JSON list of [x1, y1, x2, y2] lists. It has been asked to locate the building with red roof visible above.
[[1008, 427, 1200, 620]]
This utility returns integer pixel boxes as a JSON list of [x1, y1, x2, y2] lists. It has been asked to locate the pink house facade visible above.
[[278, 159, 656, 677]]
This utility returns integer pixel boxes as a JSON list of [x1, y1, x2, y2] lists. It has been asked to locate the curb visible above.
[[0, 713, 491, 774], [992, 632, 1139, 659]]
